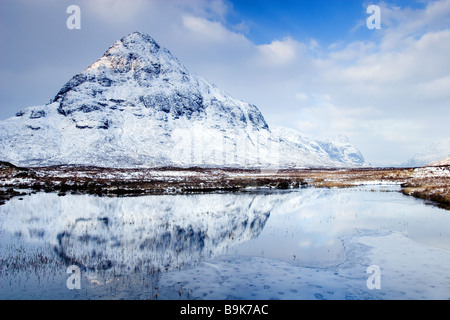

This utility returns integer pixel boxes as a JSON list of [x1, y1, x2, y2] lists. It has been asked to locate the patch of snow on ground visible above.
[[412, 166, 450, 178]]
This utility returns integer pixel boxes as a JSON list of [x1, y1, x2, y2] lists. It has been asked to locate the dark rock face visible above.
[[53, 74, 88, 103], [29, 110, 46, 119]]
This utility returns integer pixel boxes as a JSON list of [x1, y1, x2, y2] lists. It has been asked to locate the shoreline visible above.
[[1, 162, 449, 210]]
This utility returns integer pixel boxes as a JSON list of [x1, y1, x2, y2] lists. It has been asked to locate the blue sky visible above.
[[228, 0, 374, 44], [0, 0, 449, 166], [227, 0, 427, 45]]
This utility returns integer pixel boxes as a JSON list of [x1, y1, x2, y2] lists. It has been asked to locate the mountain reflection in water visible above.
[[0, 192, 276, 274]]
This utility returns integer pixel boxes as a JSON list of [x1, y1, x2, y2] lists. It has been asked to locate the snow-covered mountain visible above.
[[271, 127, 367, 167], [403, 138, 450, 168], [0, 32, 368, 168]]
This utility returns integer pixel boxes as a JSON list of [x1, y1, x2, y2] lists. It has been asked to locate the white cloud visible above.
[[300, 2, 450, 159], [182, 15, 243, 43], [81, 0, 149, 24], [257, 38, 301, 65], [173, 0, 231, 22], [378, 0, 450, 51], [295, 93, 309, 102]]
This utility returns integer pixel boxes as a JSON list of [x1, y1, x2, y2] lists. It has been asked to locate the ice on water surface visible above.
[[1, 186, 449, 300]]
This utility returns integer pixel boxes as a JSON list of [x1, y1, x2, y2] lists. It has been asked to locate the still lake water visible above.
[[1, 185, 449, 300]]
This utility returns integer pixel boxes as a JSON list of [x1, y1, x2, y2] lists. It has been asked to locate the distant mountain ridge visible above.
[[403, 138, 450, 167], [0, 32, 368, 169]]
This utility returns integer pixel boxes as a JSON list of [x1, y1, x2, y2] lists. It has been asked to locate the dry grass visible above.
[[401, 178, 450, 210]]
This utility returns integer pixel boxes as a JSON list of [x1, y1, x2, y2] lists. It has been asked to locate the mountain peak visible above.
[[121, 31, 160, 46], [106, 31, 162, 57], [86, 31, 176, 74], [52, 32, 190, 116]]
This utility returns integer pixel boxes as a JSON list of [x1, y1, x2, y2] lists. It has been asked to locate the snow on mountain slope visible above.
[[0, 32, 367, 169], [428, 157, 450, 167], [271, 127, 368, 167], [403, 138, 450, 168]]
